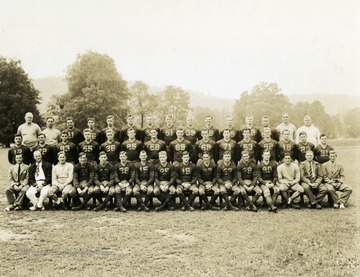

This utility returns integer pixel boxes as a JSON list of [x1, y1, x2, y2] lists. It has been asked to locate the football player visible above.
[[169, 126, 195, 165], [220, 115, 240, 142], [216, 129, 238, 163], [121, 128, 143, 163], [141, 114, 159, 143], [258, 127, 280, 162], [100, 115, 121, 143], [78, 129, 100, 166], [87, 117, 101, 144], [120, 114, 141, 142], [63, 117, 84, 145], [237, 129, 259, 163], [8, 134, 31, 165], [203, 115, 219, 142], [144, 128, 167, 165], [240, 114, 261, 142], [184, 114, 199, 144], [101, 129, 121, 165], [295, 131, 315, 163], [56, 131, 78, 164], [278, 129, 297, 162], [159, 115, 177, 147], [194, 128, 217, 165], [314, 134, 333, 164], [34, 133, 56, 165], [259, 115, 279, 141]]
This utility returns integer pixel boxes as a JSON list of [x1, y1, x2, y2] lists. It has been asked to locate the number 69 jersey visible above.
[[169, 138, 194, 163]]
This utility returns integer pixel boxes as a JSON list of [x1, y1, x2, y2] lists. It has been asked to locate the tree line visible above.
[[0, 51, 359, 146]]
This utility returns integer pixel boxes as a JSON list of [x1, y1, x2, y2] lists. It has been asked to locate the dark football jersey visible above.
[[257, 161, 278, 184], [78, 140, 100, 163], [240, 125, 261, 142], [220, 127, 241, 142], [34, 144, 56, 164], [8, 145, 31, 165], [216, 160, 237, 184], [114, 161, 135, 183], [135, 161, 155, 185], [144, 139, 167, 161], [314, 144, 333, 164], [169, 139, 194, 163], [94, 162, 115, 186], [278, 139, 297, 161], [63, 127, 84, 145], [56, 141, 78, 163], [237, 139, 259, 162], [159, 126, 177, 146], [195, 139, 217, 160], [216, 139, 238, 162], [175, 162, 197, 184], [141, 126, 160, 143], [296, 142, 315, 162], [120, 126, 142, 143], [88, 128, 101, 144], [197, 161, 217, 183], [237, 160, 258, 183], [101, 141, 121, 164], [154, 162, 176, 185], [184, 126, 199, 144], [73, 162, 94, 186], [121, 139, 143, 162], [100, 127, 120, 143], [204, 126, 220, 142], [258, 139, 279, 161]]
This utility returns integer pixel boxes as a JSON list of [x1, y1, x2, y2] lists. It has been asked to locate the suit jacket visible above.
[[322, 161, 345, 183], [300, 160, 323, 184], [8, 163, 29, 186], [28, 161, 52, 186]]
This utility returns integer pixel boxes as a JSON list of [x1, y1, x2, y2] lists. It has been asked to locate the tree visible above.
[[128, 81, 159, 128], [0, 56, 42, 146], [56, 51, 128, 129], [233, 82, 293, 127]]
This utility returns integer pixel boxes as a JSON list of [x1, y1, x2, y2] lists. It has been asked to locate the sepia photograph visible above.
[[0, 0, 359, 276]]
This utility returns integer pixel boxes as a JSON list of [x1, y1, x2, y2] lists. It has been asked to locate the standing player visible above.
[[220, 115, 240, 142], [154, 151, 177, 211], [237, 151, 260, 212], [216, 152, 239, 211], [133, 150, 154, 211], [277, 153, 304, 209], [314, 134, 333, 164], [41, 117, 61, 146], [78, 129, 100, 165], [63, 117, 84, 145], [184, 114, 199, 144], [195, 129, 217, 165], [26, 151, 52, 210], [34, 133, 56, 165], [295, 131, 315, 163], [141, 114, 159, 143], [101, 129, 121, 165], [144, 128, 166, 164], [257, 150, 278, 212], [17, 112, 41, 150], [159, 115, 177, 148], [295, 115, 321, 145], [276, 113, 297, 141], [322, 150, 352, 209], [87, 117, 101, 144], [4, 153, 29, 211], [203, 115, 219, 142], [259, 115, 279, 141], [196, 152, 220, 210], [49, 151, 74, 210], [216, 129, 238, 163], [174, 151, 197, 211], [121, 128, 143, 163], [8, 134, 31, 165], [169, 126, 195, 165], [114, 151, 135, 210], [237, 129, 259, 163], [101, 115, 121, 143], [278, 129, 297, 161], [240, 114, 261, 142], [300, 150, 327, 209], [56, 131, 78, 164], [258, 127, 280, 162], [71, 152, 95, 210], [120, 114, 141, 142]]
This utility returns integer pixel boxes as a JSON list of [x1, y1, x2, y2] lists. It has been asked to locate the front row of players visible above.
[[5, 148, 352, 212]]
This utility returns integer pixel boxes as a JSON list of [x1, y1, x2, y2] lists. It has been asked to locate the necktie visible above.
[[309, 162, 315, 179], [35, 163, 40, 177], [17, 164, 21, 183]]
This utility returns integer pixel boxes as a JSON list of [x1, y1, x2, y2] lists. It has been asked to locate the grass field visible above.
[[0, 146, 359, 277]]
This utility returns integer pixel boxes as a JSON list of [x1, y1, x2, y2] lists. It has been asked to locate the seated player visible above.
[[216, 129, 237, 163], [133, 150, 155, 211], [295, 131, 315, 163], [300, 150, 326, 209], [49, 151, 74, 210], [278, 129, 296, 162], [184, 114, 199, 145], [195, 128, 217, 165], [8, 134, 31, 165], [93, 152, 119, 212], [78, 128, 100, 166], [216, 151, 239, 211], [72, 152, 95, 210], [237, 151, 259, 212], [277, 153, 304, 209], [258, 127, 279, 162], [169, 126, 195, 166], [257, 150, 278, 212], [34, 133, 56, 165], [314, 134, 333, 164], [5, 153, 29, 211], [196, 152, 220, 210], [174, 151, 197, 211], [322, 150, 352, 209], [154, 151, 177, 211], [159, 115, 177, 149], [121, 128, 143, 163], [101, 129, 121, 165], [237, 128, 259, 163], [26, 150, 52, 210], [144, 128, 166, 165], [56, 131, 78, 164], [114, 151, 135, 210]]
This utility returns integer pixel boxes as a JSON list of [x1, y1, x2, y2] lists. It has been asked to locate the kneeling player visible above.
[[237, 151, 259, 212], [133, 151, 154, 211], [257, 150, 278, 212], [196, 152, 220, 210], [154, 151, 177, 211], [216, 152, 239, 211]]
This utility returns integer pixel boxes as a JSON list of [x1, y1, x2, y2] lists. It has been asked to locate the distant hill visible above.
[[32, 76, 359, 116]]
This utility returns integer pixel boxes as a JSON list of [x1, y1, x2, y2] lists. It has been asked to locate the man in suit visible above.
[[322, 150, 352, 209], [5, 153, 29, 211], [300, 150, 327, 209], [26, 150, 52, 210]]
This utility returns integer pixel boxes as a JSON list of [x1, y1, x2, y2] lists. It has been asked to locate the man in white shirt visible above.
[[295, 115, 321, 145], [41, 117, 61, 146], [276, 112, 297, 141], [17, 112, 41, 150]]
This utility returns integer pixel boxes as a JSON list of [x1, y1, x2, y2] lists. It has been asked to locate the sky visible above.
[[1, 0, 359, 99]]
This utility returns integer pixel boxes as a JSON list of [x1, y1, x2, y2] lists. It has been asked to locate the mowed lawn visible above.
[[0, 146, 359, 277]]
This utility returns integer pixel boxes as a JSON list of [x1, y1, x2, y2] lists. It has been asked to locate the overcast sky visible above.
[[1, 0, 359, 98]]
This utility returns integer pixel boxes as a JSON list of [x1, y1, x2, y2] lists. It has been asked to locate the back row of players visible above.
[[12, 112, 331, 166]]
